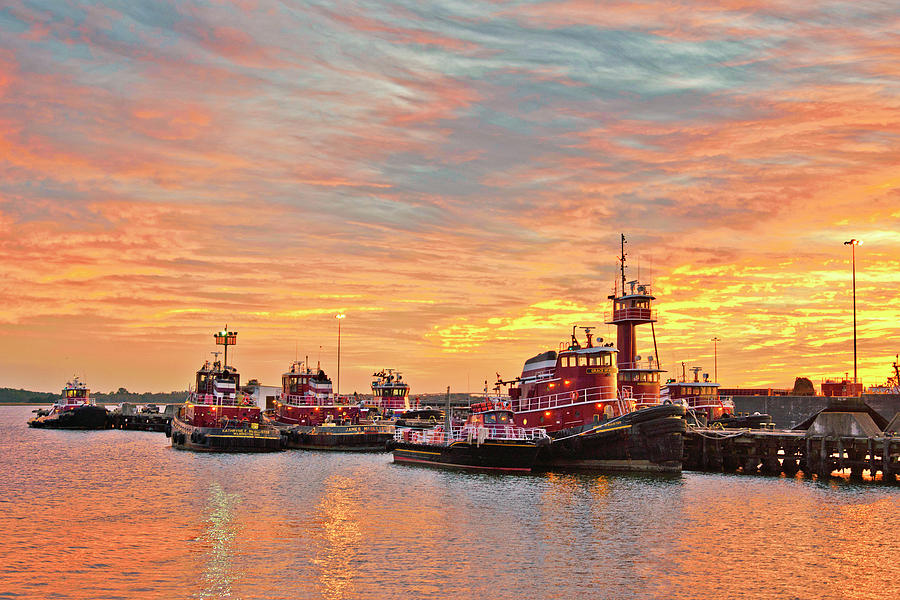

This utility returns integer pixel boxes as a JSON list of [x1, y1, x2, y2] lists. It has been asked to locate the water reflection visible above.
[[197, 483, 240, 600], [2, 406, 898, 600], [312, 475, 362, 600]]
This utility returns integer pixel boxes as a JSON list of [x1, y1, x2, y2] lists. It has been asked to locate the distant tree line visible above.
[[0, 387, 187, 404]]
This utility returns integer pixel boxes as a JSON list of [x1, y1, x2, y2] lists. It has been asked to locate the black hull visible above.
[[536, 404, 686, 473], [390, 439, 542, 473], [27, 405, 109, 430], [712, 413, 773, 429], [278, 424, 393, 452], [169, 417, 282, 453]]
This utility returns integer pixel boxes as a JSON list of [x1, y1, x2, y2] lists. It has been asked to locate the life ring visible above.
[[571, 391, 578, 402]]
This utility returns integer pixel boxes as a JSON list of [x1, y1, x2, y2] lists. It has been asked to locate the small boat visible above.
[[388, 399, 549, 473], [662, 365, 772, 429], [273, 361, 392, 451], [370, 369, 411, 417], [27, 377, 108, 429], [168, 329, 281, 452]]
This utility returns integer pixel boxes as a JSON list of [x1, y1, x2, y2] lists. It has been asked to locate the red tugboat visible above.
[[389, 397, 549, 473], [659, 363, 773, 428], [28, 377, 108, 429], [503, 236, 686, 473], [370, 369, 410, 416], [168, 328, 281, 452], [273, 361, 392, 451], [662, 365, 736, 425]]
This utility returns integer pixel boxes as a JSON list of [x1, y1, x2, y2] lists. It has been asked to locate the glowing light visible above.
[[564, 380, 570, 385], [548, 383, 555, 388], [545, 411, 552, 416], [597, 403, 603, 409], [335, 313, 346, 320]]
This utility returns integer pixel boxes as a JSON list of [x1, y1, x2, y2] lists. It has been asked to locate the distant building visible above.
[[821, 377, 863, 397], [243, 382, 281, 410]]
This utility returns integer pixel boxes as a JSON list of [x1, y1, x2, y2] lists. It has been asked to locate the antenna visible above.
[[580, 326, 595, 347], [619, 233, 627, 295]]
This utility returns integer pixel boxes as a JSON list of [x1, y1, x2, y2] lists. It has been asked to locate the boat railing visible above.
[[604, 308, 657, 322], [282, 394, 357, 407], [677, 395, 735, 410], [394, 424, 548, 444], [191, 393, 257, 407], [515, 385, 618, 413]]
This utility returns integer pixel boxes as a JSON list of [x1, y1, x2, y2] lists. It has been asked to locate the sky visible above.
[[1, 0, 899, 395]]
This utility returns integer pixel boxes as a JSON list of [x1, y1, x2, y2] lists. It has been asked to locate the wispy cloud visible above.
[[1, 0, 898, 392]]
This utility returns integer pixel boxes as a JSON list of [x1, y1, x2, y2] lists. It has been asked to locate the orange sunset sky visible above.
[[1, 1, 899, 395]]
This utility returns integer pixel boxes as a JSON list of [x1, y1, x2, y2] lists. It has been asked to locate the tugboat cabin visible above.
[[662, 367, 734, 423], [62, 378, 92, 405], [274, 361, 360, 426], [182, 359, 260, 428], [371, 369, 410, 414], [507, 327, 627, 431]]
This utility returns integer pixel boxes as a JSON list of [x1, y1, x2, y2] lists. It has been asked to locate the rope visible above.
[[688, 428, 747, 440]]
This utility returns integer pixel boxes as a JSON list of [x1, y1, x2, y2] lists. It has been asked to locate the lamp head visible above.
[[336, 313, 346, 320], [843, 239, 860, 246]]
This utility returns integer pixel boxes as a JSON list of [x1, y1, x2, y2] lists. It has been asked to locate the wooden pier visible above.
[[684, 421, 900, 483]]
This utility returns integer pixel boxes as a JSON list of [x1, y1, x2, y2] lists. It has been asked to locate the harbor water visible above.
[[1, 405, 898, 600]]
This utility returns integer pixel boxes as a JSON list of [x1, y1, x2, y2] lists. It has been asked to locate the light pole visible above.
[[335, 313, 346, 396], [711, 336, 720, 382], [843, 239, 861, 383]]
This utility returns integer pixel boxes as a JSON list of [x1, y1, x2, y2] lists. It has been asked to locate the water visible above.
[[1, 405, 898, 600]]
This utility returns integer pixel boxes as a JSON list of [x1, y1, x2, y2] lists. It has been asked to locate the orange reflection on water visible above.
[[312, 475, 363, 600], [650, 476, 900, 600], [197, 483, 240, 600]]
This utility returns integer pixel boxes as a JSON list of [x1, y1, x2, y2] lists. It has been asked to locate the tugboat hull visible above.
[[28, 405, 109, 430], [390, 439, 542, 473], [169, 418, 282, 452], [536, 404, 686, 473], [279, 424, 393, 452]]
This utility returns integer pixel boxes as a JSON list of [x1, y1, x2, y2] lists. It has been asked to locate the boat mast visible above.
[[214, 326, 238, 367], [444, 386, 451, 433], [619, 233, 627, 296]]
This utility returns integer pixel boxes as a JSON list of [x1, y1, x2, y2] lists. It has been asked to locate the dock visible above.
[[107, 403, 174, 432], [684, 399, 900, 483]]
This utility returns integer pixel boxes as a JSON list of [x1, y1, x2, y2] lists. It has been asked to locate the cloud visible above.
[[0, 0, 898, 392]]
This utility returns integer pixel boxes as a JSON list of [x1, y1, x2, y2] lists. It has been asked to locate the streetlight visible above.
[[335, 313, 346, 396], [843, 239, 861, 383], [711, 337, 721, 382]]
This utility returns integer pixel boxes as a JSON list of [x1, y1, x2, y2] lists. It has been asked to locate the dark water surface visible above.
[[2, 405, 898, 600]]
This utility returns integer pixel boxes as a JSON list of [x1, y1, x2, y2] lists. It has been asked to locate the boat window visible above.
[[484, 413, 496, 424], [603, 354, 613, 366], [496, 412, 511, 424], [577, 355, 587, 367]]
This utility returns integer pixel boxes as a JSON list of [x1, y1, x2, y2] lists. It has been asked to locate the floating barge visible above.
[[683, 398, 900, 483], [108, 403, 174, 432]]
